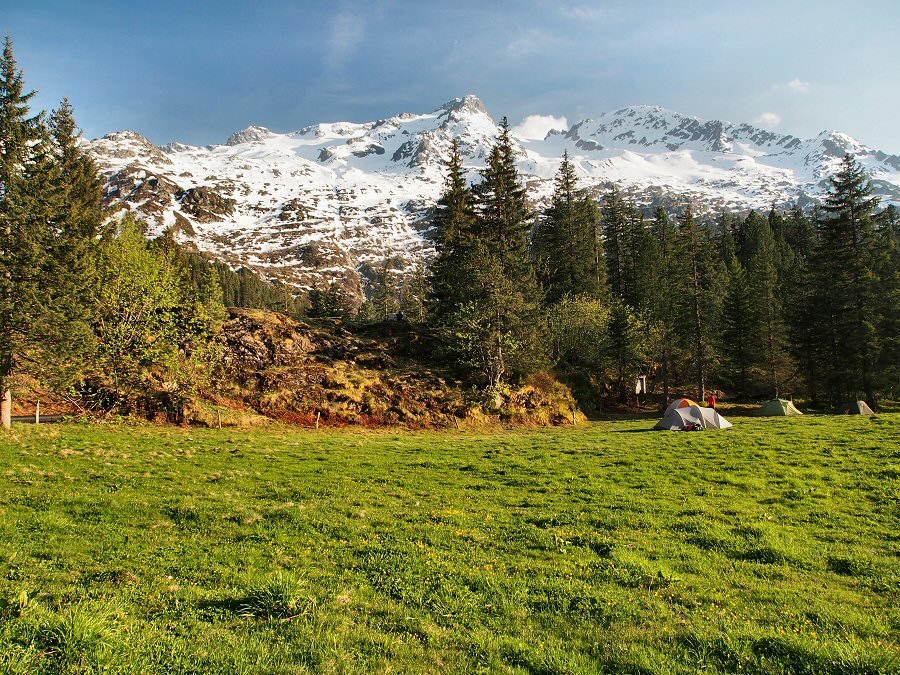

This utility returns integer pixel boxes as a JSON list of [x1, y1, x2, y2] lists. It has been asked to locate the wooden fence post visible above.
[[1, 389, 10, 430]]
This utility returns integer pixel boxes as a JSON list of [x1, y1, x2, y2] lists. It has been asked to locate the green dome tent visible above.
[[757, 398, 803, 416]]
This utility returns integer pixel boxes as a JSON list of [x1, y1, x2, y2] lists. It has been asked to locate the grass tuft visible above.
[[240, 572, 310, 620]]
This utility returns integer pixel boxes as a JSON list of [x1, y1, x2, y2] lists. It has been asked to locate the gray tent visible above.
[[654, 404, 733, 431], [846, 400, 874, 415]]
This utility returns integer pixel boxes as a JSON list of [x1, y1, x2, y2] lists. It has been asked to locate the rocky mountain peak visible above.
[[437, 94, 488, 117], [226, 125, 274, 146]]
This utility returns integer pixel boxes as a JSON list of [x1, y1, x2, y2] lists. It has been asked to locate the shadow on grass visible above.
[[197, 597, 246, 621]]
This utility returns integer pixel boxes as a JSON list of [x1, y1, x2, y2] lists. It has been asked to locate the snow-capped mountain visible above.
[[86, 96, 900, 291]]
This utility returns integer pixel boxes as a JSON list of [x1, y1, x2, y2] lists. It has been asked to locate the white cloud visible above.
[[325, 11, 365, 72], [753, 112, 782, 129], [512, 114, 569, 140], [776, 78, 811, 93], [559, 5, 616, 21], [505, 29, 553, 58]]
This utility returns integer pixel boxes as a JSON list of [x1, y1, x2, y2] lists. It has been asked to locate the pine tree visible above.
[[872, 206, 900, 396], [812, 154, 880, 405], [720, 258, 755, 398], [399, 263, 428, 323], [746, 213, 790, 397], [644, 207, 684, 402], [0, 39, 100, 427], [309, 282, 353, 320], [602, 186, 629, 299], [605, 301, 648, 402], [428, 139, 476, 320], [433, 124, 546, 387], [533, 152, 606, 305], [677, 205, 721, 401], [372, 258, 399, 320], [473, 118, 535, 283]]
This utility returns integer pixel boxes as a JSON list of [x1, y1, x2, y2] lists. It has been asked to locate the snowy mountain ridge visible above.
[[86, 95, 900, 292]]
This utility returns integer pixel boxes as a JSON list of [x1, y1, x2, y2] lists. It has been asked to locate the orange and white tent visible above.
[[664, 398, 699, 415]]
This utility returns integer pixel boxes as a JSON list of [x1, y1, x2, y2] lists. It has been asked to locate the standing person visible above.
[[706, 393, 717, 409]]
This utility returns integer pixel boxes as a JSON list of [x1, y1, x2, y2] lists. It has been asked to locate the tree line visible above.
[[426, 119, 899, 409], [2, 36, 897, 427]]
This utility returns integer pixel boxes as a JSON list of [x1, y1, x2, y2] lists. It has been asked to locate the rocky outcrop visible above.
[[176, 187, 237, 222], [216, 308, 581, 428]]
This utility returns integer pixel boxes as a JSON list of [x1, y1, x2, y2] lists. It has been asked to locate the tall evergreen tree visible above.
[[399, 263, 428, 323], [720, 257, 755, 398], [811, 154, 880, 405], [533, 152, 606, 305], [0, 38, 101, 427], [372, 258, 399, 320], [746, 213, 790, 397], [473, 118, 535, 282], [676, 205, 723, 401], [433, 123, 546, 387], [605, 301, 648, 402], [428, 139, 476, 320], [872, 206, 900, 396], [308, 282, 353, 320], [643, 207, 684, 401], [602, 186, 629, 299]]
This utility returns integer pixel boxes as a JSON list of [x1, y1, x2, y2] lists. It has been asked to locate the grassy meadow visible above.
[[0, 413, 898, 673]]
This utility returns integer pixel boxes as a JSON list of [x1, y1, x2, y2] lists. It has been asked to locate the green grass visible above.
[[0, 414, 898, 673]]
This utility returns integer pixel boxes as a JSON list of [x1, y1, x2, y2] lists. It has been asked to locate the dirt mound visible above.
[[211, 309, 581, 428]]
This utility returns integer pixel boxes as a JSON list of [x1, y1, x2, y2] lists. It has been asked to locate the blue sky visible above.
[[5, 0, 900, 151]]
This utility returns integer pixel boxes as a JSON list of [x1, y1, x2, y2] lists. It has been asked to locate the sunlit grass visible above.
[[0, 413, 897, 673]]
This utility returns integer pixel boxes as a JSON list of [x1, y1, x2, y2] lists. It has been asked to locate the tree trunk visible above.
[[662, 348, 670, 404]]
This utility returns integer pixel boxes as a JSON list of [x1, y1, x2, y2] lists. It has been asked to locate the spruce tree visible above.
[[720, 258, 755, 398], [428, 139, 476, 320], [872, 207, 900, 396], [533, 152, 606, 304], [371, 258, 399, 320], [433, 123, 546, 387], [602, 186, 629, 299], [473, 118, 535, 283], [676, 205, 722, 401], [0, 38, 101, 427], [309, 282, 353, 320], [644, 207, 684, 401], [812, 154, 880, 405], [605, 301, 648, 402], [399, 263, 428, 323], [746, 213, 790, 397]]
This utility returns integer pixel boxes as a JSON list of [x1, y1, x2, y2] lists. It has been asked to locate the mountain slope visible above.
[[87, 96, 900, 291]]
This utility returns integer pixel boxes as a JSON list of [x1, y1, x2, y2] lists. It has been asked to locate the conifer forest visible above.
[[1, 37, 898, 428]]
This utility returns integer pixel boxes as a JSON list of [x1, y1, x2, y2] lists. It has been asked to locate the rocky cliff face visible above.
[[86, 96, 900, 292]]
